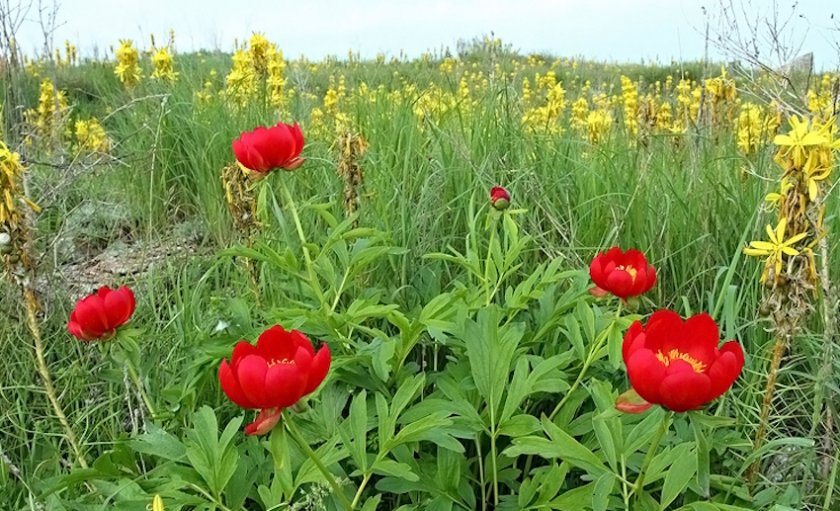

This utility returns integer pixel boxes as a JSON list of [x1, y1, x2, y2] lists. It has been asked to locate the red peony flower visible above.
[[232, 122, 305, 173], [490, 186, 510, 210], [218, 325, 331, 435], [589, 247, 656, 299], [67, 286, 136, 341], [617, 310, 744, 413]]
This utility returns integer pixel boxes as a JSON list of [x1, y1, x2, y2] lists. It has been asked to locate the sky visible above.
[[10, 0, 840, 68]]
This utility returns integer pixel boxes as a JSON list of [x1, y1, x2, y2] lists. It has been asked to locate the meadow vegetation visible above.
[[0, 32, 838, 510]]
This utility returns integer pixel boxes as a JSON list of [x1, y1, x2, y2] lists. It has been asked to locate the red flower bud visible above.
[[232, 122, 305, 174], [219, 325, 331, 435], [490, 186, 510, 210], [589, 247, 656, 299], [619, 310, 744, 413], [67, 286, 135, 341]]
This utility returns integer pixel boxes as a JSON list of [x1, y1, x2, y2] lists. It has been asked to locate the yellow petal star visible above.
[[773, 115, 830, 170], [744, 218, 808, 282]]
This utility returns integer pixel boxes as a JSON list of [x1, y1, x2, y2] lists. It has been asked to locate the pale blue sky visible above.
[[13, 0, 840, 67]]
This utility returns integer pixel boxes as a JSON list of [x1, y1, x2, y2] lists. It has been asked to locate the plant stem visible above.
[[484, 214, 498, 305], [633, 411, 672, 500], [23, 287, 88, 468], [284, 416, 353, 511], [125, 361, 157, 419], [489, 404, 499, 506], [350, 472, 372, 509], [621, 454, 631, 509], [748, 334, 787, 484], [277, 178, 326, 307], [548, 301, 623, 421], [475, 438, 486, 511]]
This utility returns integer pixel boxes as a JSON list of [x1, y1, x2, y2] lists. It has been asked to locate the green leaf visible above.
[[550, 482, 596, 510], [387, 413, 453, 450], [462, 306, 524, 421], [294, 436, 348, 487], [660, 448, 697, 510], [372, 459, 419, 481], [576, 301, 596, 344], [607, 319, 624, 369], [184, 406, 242, 498], [500, 357, 530, 423], [646, 442, 693, 486], [498, 414, 541, 437], [592, 473, 615, 511], [361, 494, 382, 511], [592, 415, 617, 471], [624, 408, 665, 455], [339, 390, 369, 472], [427, 495, 454, 511], [564, 314, 586, 362], [676, 503, 719, 511], [371, 338, 396, 381], [268, 426, 294, 498], [691, 418, 710, 497], [390, 374, 426, 428], [129, 423, 186, 462], [503, 418, 608, 476]]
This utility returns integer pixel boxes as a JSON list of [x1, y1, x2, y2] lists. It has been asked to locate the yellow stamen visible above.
[[267, 358, 291, 368], [616, 264, 638, 281], [655, 349, 706, 373]]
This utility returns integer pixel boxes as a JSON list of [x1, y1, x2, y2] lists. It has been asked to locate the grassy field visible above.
[[0, 34, 838, 510]]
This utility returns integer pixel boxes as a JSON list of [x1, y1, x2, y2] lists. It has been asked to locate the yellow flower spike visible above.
[[744, 217, 809, 282]]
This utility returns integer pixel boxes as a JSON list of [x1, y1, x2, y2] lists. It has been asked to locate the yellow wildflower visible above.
[[74, 119, 111, 153], [743, 217, 808, 282], [151, 47, 177, 82], [773, 115, 828, 170], [114, 40, 141, 87]]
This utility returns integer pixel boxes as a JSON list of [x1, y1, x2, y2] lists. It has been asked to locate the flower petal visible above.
[[706, 341, 744, 398], [264, 363, 306, 408], [236, 355, 270, 408], [658, 370, 711, 412], [303, 344, 331, 395], [256, 325, 297, 362], [219, 360, 257, 409], [626, 348, 667, 405], [644, 309, 683, 352]]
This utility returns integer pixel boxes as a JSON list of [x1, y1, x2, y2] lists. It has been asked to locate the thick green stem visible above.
[[277, 178, 326, 307], [633, 411, 672, 500], [284, 416, 353, 511]]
